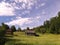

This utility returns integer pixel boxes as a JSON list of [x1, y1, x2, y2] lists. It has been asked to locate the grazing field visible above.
[[5, 32, 60, 45]]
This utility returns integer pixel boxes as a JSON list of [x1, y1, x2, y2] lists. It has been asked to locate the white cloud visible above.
[[0, 1, 14, 16], [5, 16, 40, 29], [14, 0, 46, 10], [15, 0, 27, 3], [36, 3, 46, 9], [0, 0, 45, 16], [13, 0, 37, 9], [40, 3, 46, 7], [22, 10, 30, 15], [36, 16, 40, 19], [5, 17, 32, 26]]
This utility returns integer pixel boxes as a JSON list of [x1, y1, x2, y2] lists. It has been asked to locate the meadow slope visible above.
[[5, 32, 60, 45]]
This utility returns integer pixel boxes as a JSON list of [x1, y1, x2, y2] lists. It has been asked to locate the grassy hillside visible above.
[[5, 32, 60, 45]]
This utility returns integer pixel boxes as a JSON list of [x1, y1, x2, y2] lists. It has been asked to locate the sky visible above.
[[0, 0, 60, 29]]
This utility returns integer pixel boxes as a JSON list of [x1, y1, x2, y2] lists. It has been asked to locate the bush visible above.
[[40, 28, 46, 34]]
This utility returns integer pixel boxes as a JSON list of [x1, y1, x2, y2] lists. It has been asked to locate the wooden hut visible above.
[[5, 29, 13, 36], [25, 29, 36, 36], [25, 29, 39, 36]]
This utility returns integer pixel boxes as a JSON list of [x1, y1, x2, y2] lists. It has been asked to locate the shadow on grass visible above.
[[0, 37, 7, 45], [0, 36, 15, 45]]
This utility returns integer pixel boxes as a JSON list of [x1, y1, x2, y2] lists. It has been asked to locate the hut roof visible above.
[[26, 29, 35, 33]]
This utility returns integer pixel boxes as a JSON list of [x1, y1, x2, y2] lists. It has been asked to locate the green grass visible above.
[[5, 32, 60, 45]]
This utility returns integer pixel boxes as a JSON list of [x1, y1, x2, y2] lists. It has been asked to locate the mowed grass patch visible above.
[[5, 32, 60, 45]]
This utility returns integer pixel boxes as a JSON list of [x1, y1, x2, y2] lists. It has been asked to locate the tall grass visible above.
[[5, 32, 60, 45]]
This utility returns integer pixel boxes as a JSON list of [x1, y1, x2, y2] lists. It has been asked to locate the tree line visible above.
[[33, 12, 60, 34]]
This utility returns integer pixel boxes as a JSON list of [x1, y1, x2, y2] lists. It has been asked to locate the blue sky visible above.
[[0, 0, 60, 29]]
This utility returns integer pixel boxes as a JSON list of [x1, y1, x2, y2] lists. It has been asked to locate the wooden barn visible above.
[[25, 29, 35, 35], [25, 29, 39, 36], [5, 29, 13, 36]]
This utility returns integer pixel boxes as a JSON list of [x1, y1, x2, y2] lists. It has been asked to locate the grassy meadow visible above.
[[5, 32, 60, 45]]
